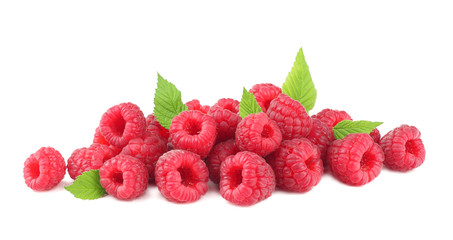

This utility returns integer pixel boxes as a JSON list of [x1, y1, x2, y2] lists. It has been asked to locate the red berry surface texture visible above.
[[99, 155, 148, 200], [120, 134, 167, 182], [100, 102, 147, 148], [220, 151, 275, 206], [67, 144, 114, 179], [328, 133, 384, 186], [208, 98, 242, 142], [380, 125, 425, 172], [266, 93, 312, 140], [267, 138, 323, 192], [169, 110, 217, 158], [249, 83, 282, 112], [206, 139, 240, 184], [24, 147, 66, 191], [235, 112, 282, 157], [155, 150, 209, 203]]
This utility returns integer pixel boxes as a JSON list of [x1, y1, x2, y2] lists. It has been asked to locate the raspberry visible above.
[[312, 108, 352, 128], [266, 138, 323, 192], [120, 134, 167, 182], [186, 99, 210, 114], [327, 133, 384, 186], [206, 139, 240, 184], [155, 150, 209, 203], [370, 128, 381, 144], [67, 144, 114, 179], [249, 83, 282, 112], [208, 98, 242, 142], [99, 155, 148, 200], [100, 102, 146, 148], [169, 110, 217, 158], [145, 114, 170, 142], [93, 127, 109, 145], [23, 147, 66, 191], [235, 112, 282, 157], [306, 118, 334, 165], [380, 125, 425, 172], [219, 151, 275, 206], [92, 127, 122, 155], [266, 93, 312, 140]]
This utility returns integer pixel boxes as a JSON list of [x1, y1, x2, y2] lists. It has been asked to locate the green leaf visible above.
[[153, 73, 188, 129], [282, 47, 317, 113], [333, 120, 383, 140], [64, 170, 107, 200], [239, 87, 262, 118]]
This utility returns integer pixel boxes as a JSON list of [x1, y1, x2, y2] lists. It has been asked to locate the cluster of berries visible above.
[[23, 83, 425, 206]]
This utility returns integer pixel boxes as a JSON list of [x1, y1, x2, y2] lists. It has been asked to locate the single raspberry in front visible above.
[[186, 99, 210, 114], [306, 118, 334, 166], [327, 133, 384, 186], [170, 110, 217, 158], [206, 139, 240, 184], [220, 151, 275, 206], [266, 138, 323, 193], [249, 83, 282, 112], [380, 125, 425, 172], [208, 98, 242, 142], [155, 150, 209, 203], [266, 93, 312, 140], [120, 134, 167, 183], [100, 102, 147, 148], [235, 112, 282, 157], [24, 147, 66, 191], [67, 144, 114, 179], [312, 108, 352, 129], [99, 155, 148, 200]]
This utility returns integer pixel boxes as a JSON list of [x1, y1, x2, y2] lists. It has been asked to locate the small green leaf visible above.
[[153, 73, 188, 129], [282, 47, 317, 113], [64, 170, 107, 200], [333, 120, 383, 140], [239, 87, 262, 118]]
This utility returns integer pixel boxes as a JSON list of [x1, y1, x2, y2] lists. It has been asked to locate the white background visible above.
[[1, 1, 452, 239]]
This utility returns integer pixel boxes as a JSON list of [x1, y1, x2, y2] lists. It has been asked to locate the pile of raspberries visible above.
[[23, 83, 425, 206]]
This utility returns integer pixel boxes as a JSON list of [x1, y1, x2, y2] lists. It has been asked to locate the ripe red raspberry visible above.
[[145, 114, 170, 142], [220, 151, 275, 206], [120, 134, 167, 182], [170, 110, 217, 158], [206, 139, 240, 184], [327, 133, 384, 186], [306, 118, 334, 165], [23, 147, 66, 191], [67, 144, 115, 179], [266, 93, 312, 140], [370, 128, 381, 144], [249, 83, 282, 112], [267, 138, 323, 192], [93, 127, 109, 145], [380, 125, 425, 172], [312, 108, 352, 128], [99, 155, 148, 200], [186, 99, 210, 114], [208, 98, 242, 142], [235, 112, 282, 157], [92, 127, 122, 155], [100, 102, 146, 148], [155, 150, 209, 203]]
